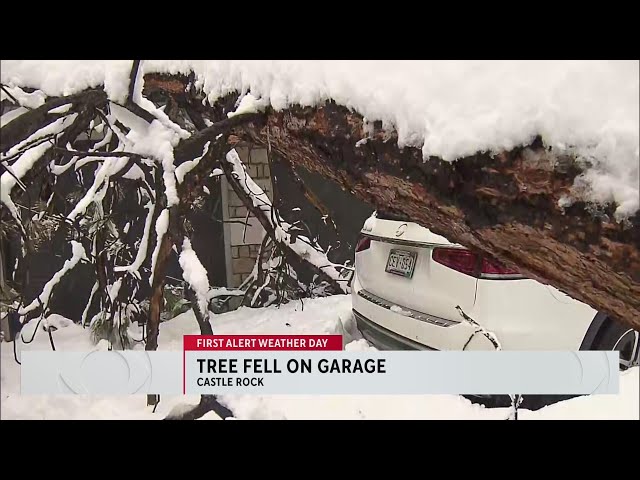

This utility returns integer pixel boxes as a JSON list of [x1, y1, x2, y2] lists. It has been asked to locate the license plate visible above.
[[385, 249, 417, 278]]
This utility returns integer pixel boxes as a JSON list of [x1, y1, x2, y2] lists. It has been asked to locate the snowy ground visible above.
[[1, 295, 638, 420]]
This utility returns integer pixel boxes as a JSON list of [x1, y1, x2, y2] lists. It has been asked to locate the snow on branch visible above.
[[178, 237, 210, 320], [1, 114, 77, 219], [116, 117, 181, 207], [81, 281, 99, 327], [3, 114, 74, 159], [149, 209, 170, 287], [1, 85, 46, 109], [1, 106, 28, 128], [66, 155, 126, 222], [18, 241, 88, 316], [175, 141, 210, 184], [114, 200, 156, 277], [126, 60, 191, 140]]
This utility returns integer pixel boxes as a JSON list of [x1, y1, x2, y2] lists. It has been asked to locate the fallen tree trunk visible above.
[[146, 72, 639, 328], [227, 102, 639, 330], [4, 73, 637, 334]]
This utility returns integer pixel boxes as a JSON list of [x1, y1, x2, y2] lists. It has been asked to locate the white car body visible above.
[[351, 215, 599, 351]]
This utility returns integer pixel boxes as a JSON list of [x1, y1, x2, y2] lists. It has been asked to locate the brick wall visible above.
[[223, 145, 273, 288]]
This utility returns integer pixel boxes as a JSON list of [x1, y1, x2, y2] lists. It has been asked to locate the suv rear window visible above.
[[375, 210, 412, 222]]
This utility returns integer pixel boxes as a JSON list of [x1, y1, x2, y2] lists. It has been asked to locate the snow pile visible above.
[[522, 367, 639, 420], [1, 295, 638, 420], [2, 60, 638, 216]]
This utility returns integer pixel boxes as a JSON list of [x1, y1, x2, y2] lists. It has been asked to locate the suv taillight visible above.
[[355, 236, 371, 252], [432, 247, 522, 279], [432, 248, 477, 276], [480, 256, 521, 278]]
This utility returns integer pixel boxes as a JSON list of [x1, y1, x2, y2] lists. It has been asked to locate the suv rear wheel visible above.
[[592, 320, 640, 371]]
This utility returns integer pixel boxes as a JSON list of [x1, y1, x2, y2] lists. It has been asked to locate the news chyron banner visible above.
[[21, 334, 619, 395], [184, 335, 343, 392]]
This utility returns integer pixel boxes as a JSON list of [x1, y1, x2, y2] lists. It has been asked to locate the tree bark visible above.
[[145, 233, 173, 352], [229, 102, 639, 330]]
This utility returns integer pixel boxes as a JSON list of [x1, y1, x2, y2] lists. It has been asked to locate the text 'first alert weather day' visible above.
[[195, 337, 334, 349]]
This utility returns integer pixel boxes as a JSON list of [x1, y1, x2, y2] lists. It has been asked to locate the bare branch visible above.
[[457, 306, 502, 351], [127, 60, 142, 105], [52, 147, 136, 159], [277, 153, 338, 233], [173, 112, 264, 166]]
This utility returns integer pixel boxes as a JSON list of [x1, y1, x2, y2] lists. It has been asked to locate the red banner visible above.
[[183, 335, 343, 351]]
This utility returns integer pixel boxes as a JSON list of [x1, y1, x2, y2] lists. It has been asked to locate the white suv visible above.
[[351, 212, 639, 372]]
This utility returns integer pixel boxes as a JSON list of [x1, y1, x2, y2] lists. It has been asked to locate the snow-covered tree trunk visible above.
[[140, 71, 637, 332], [2, 65, 638, 342], [231, 103, 639, 330], [145, 72, 640, 329]]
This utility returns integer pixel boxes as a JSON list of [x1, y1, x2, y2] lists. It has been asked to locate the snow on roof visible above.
[[2, 60, 638, 217]]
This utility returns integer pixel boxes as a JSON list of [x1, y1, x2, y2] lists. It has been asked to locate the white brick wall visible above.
[[222, 145, 273, 287]]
